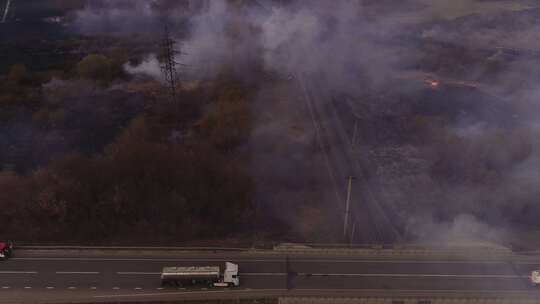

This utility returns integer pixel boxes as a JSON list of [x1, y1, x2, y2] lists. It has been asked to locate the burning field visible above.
[[2, 0, 540, 247]]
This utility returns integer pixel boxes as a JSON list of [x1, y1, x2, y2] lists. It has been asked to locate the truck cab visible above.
[[0, 241, 13, 260], [223, 262, 240, 287], [531, 270, 540, 286]]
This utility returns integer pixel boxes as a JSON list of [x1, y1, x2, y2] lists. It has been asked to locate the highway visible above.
[[2, 249, 540, 303]]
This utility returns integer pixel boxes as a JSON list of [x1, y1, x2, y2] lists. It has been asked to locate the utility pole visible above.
[[159, 23, 181, 103], [251, 200, 259, 249], [1, 0, 12, 23], [343, 175, 355, 239], [350, 220, 356, 245], [351, 119, 358, 148]]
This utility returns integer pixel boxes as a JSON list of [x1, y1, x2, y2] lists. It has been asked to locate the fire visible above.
[[426, 79, 439, 88]]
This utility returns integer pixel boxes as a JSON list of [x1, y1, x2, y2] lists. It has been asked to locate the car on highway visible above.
[[531, 270, 540, 286], [0, 241, 13, 260]]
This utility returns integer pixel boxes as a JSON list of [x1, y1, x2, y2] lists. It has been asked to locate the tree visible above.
[[199, 86, 252, 151], [7, 64, 27, 84], [77, 54, 112, 84]]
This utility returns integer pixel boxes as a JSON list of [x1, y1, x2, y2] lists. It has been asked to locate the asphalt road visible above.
[[2, 250, 540, 303]]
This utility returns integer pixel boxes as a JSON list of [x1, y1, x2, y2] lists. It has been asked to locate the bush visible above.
[[7, 64, 28, 84], [77, 54, 113, 84]]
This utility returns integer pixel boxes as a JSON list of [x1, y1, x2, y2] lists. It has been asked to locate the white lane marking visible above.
[[13, 257, 538, 265], [0, 268, 529, 279], [296, 288, 540, 294], [112, 287, 120, 290], [93, 288, 278, 298], [90, 287, 540, 299], [156, 287, 164, 290], [90, 286, 97, 290], [92, 289, 281, 298], [55, 271, 99, 274], [67, 286, 76, 290], [117, 272, 160, 275], [46, 286, 54, 289], [134, 287, 142, 290], [299, 273, 530, 279], [1, 286, 10, 289], [241, 272, 286, 276], [236, 272, 530, 278], [24, 286, 32, 289]]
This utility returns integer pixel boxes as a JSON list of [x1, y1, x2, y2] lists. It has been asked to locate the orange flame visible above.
[[425, 79, 439, 88]]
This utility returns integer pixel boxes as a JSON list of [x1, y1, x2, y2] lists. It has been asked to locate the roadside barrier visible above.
[[12, 242, 515, 257], [279, 297, 540, 304]]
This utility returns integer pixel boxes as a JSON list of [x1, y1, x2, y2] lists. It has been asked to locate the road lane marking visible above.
[[0, 271, 37, 274], [90, 287, 97, 290], [68, 286, 76, 290], [14, 257, 540, 265], [1, 287, 10, 289], [298, 273, 530, 278], [117, 272, 160, 275], [94, 289, 287, 298], [46, 287, 54, 289], [24, 286, 32, 289], [112, 287, 120, 290], [55, 271, 99, 275], [134, 287, 142, 290], [296, 288, 540, 294], [90, 287, 540, 299], [241, 272, 286, 276], [156, 287, 164, 290]]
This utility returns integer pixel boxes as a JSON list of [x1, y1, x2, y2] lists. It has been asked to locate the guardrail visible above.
[[11, 242, 517, 256], [15, 245, 254, 252], [271, 242, 515, 257]]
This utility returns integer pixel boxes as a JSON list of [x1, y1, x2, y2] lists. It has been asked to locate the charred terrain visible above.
[[1, 0, 540, 249]]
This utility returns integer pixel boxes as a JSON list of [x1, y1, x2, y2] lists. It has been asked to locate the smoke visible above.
[[64, 0, 540, 245], [124, 54, 162, 81], [407, 214, 507, 245], [421, 8, 540, 52], [258, 0, 423, 91], [180, 0, 263, 80], [70, 0, 159, 35], [68, 0, 202, 35]]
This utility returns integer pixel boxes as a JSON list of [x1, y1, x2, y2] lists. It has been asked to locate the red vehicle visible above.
[[0, 241, 13, 260]]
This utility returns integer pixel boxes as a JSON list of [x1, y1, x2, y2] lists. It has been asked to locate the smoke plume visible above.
[[67, 0, 540, 245]]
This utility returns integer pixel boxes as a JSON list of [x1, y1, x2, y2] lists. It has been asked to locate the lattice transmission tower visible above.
[[158, 23, 183, 103]]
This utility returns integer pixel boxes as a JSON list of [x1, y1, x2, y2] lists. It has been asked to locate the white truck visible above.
[[531, 270, 540, 286], [160, 262, 239, 287]]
